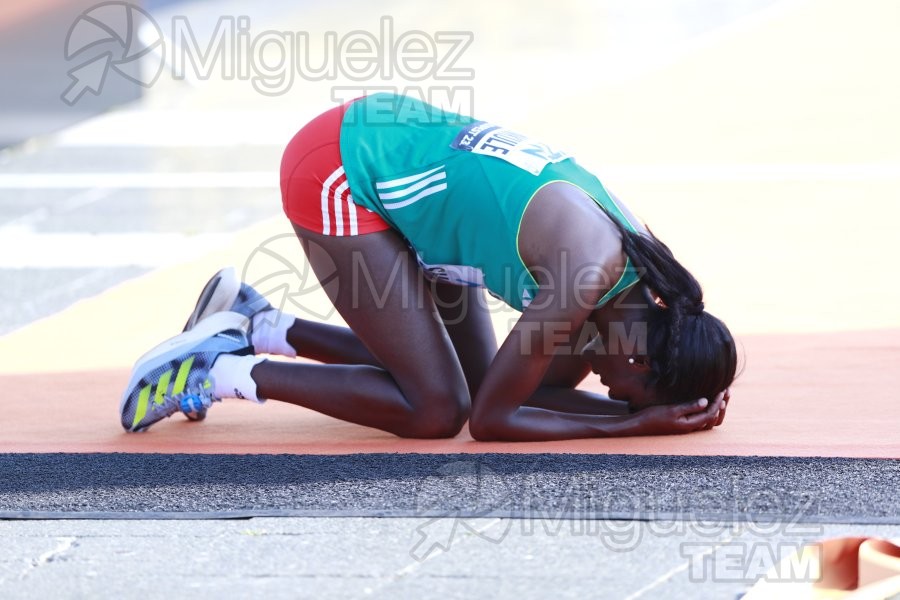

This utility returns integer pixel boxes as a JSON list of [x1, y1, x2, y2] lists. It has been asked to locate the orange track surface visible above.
[[2, 329, 897, 457], [4, 0, 899, 459]]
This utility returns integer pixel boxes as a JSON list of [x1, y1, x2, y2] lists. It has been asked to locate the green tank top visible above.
[[339, 93, 640, 312]]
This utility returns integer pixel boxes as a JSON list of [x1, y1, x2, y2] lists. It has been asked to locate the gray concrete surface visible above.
[[0, 518, 897, 599]]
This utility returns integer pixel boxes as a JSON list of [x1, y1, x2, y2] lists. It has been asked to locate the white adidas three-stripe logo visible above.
[[320, 166, 359, 236], [376, 165, 447, 209]]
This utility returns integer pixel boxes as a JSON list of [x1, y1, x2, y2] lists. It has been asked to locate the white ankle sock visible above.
[[209, 354, 267, 403], [250, 309, 297, 358]]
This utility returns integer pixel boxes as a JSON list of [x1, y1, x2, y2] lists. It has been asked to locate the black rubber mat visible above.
[[1, 453, 897, 522]]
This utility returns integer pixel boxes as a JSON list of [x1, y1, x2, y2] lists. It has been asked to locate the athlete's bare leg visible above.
[[279, 280, 497, 398], [431, 281, 498, 401], [277, 266, 624, 418], [249, 226, 471, 439], [284, 319, 381, 367]]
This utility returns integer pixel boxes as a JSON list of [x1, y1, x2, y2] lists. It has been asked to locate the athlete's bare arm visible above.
[[468, 183, 723, 440]]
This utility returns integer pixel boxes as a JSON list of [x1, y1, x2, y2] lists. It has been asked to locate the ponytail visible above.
[[605, 216, 737, 403]]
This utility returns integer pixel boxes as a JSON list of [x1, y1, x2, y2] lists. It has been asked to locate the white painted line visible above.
[[1, 164, 898, 190], [2, 188, 116, 229], [363, 518, 504, 596], [0, 231, 232, 268], [0, 172, 276, 189], [595, 163, 900, 183], [623, 529, 740, 599]]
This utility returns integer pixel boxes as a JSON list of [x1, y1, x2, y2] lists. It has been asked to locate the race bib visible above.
[[450, 121, 569, 175]]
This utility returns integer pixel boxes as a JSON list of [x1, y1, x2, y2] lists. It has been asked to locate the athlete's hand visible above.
[[632, 391, 726, 436], [699, 388, 731, 430], [712, 388, 730, 429]]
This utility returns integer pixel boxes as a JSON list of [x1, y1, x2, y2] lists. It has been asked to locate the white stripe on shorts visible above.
[[347, 192, 359, 236], [320, 166, 344, 235], [333, 179, 348, 236]]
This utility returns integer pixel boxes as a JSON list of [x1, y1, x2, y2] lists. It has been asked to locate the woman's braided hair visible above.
[[606, 217, 738, 403]]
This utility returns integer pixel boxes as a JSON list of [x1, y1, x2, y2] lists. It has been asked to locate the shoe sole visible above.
[[120, 311, 250, 422], [182, 267, 242, 332]]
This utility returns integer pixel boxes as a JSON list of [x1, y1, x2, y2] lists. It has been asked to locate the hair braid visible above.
[[599, 206, 737, 403]]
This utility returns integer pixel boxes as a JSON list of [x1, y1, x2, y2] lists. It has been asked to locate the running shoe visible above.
[[120, 311, 253, 432], [182, 267, 272, 332]]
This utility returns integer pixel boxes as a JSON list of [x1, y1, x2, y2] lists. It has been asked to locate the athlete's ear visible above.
[[640, 284, 665, 310]]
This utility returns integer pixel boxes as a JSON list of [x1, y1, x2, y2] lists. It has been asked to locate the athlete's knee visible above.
[[405, 414, 466, 439], [402, 389, 470, 439], [467, 401, 513, 442]]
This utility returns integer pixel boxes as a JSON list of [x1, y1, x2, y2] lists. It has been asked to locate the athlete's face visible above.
[[581, 343, 664, 411], [581, 304, 666, 412]]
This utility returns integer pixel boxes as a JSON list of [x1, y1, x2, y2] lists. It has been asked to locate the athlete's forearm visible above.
[[470, 248, 627, 440], [470, 403, 648, 442], [524, 386, 630, 416], [473, 389, 728, 441]]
